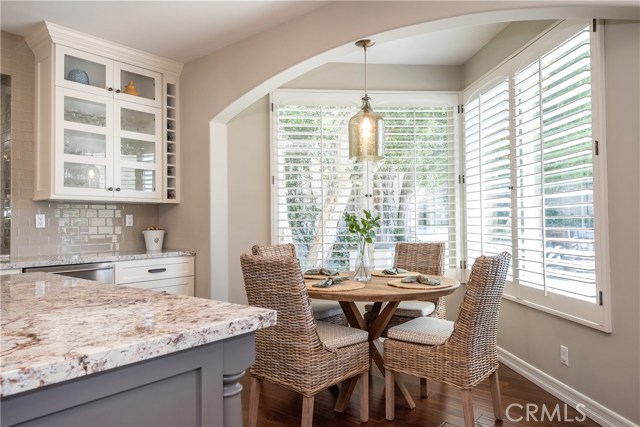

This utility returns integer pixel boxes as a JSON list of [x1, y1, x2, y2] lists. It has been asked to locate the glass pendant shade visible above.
[[349, 96, 384, 161]]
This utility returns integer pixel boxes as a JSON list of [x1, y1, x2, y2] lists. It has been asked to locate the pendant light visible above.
[[349, 39, 384, 161]]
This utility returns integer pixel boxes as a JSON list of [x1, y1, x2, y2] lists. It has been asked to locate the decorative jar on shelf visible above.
[[143, 228, 165, 251], [67, 69, 89, 85]]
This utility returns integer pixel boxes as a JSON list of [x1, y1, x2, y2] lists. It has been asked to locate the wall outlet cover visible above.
[[35, 214, 46, 229], [125, 214, 133, 227], [560, 345, 569, 366]]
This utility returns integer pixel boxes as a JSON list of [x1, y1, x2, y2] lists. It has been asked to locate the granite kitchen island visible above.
[[0, 273, 276, 427]]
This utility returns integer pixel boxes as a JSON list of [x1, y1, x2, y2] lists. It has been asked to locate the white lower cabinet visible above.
[[114, 256, 194, 296]]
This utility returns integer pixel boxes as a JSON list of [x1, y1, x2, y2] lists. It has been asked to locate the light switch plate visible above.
[[125, 214, 133, 227], [35, 214, 46, 229]]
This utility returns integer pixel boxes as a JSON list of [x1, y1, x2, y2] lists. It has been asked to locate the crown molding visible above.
[[25, 21, 183, 76]]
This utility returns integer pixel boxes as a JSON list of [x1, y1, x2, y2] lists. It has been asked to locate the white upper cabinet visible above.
[[27, 22, 182, 203], [56, 45, 162, 108]]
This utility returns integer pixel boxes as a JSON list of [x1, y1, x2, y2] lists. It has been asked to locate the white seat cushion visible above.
[[316, 321, 368, 350], [387, 316, 454, 346], [364, 300, 436, 317], [311, 300, 344, 320]]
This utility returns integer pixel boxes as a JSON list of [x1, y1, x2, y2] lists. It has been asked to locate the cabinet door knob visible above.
[[115, 89, 121, 94], [107, 87, 113, 92], [115, 187, 121, 191]]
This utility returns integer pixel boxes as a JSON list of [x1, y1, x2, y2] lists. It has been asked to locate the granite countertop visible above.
[[0, 249, 196, 270], [0, 272, 277, 397]]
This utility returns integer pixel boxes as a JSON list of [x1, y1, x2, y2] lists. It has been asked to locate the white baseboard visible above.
[[498, 347, 639, 427]]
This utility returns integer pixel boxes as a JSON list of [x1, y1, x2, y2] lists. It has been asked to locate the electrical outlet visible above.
[[35, 214, 46, 229], [560, 345, 569, 366], [125, 214, 134, 227]]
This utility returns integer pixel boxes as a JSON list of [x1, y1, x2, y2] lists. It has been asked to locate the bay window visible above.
[[462, 20, 610, 330]]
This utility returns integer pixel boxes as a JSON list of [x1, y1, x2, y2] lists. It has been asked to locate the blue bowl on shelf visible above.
[[67, 69, 90, 85]]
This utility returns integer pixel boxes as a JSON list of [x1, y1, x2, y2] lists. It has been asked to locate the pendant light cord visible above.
[[363, 44, 368, 98]]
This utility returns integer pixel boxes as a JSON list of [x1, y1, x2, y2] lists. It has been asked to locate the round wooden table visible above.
[[306, 273, 460, 410]]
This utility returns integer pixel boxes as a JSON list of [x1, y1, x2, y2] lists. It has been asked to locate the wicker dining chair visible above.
[[383, 252, 511, 427], [364, 242, 446, 328], [240, 254, 369, 427], [251, 243, 348, 326]]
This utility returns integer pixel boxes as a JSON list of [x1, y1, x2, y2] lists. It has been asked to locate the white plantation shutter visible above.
[[514, 26, 597, 303], [273, 100, 362, 270], [372, 105, 457, 269], [463, 79, 512, 277], [272, 91, 459, 272], [463, 21, 609, 329]]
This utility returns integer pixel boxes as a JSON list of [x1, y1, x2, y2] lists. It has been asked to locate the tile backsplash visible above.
[[13, 200, 159, 256], [2, 31, 161, 258]]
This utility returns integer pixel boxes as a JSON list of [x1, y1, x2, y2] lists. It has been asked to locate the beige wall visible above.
[[1, 31, 161, 257], [176, 2, 639, 422], [463, 20, 555, 86]]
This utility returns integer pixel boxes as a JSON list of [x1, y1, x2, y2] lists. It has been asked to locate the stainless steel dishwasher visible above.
[[24, 262, 114, 284]]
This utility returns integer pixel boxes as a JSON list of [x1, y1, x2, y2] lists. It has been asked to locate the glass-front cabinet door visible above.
[[114, 63, 162, 108], [55, 88, 113, 197], [56, 46, 162, 108], [113, 101, 161, 199], [56, 45, 113, 97]]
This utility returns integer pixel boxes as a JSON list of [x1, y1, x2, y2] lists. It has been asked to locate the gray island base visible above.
[[1, 273, 276, 427], [2, 332, 254, 427], [2, 333, 254, 427]]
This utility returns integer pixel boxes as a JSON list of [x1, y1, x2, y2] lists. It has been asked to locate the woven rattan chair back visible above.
[[394, 242, 446, 319], [447, 251, 511, 377], [240, 254, 322, 364], [251, 243, 297, 258], [394, 242, 445, 275], [252, 243, 348, 326]]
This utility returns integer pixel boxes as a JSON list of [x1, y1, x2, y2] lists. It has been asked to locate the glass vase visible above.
[[353, 239, 371, 282]]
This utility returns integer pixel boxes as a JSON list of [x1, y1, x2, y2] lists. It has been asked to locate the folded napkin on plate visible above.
[[381, 267, 408, 275], [400, 275, 441, 286], [304, 267, 340, 276], [312, 276, 349, 288]]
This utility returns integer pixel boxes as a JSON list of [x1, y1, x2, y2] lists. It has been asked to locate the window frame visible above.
[[462, 20, 611, 332], [270, 89, 463, 278]]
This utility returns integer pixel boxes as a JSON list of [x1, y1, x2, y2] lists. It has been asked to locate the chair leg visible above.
[[248, 377, 261, 427], [359, 371, 369, 422], [420, 377, 428, 398], [489, 370, 504, 420], [301, 395, 315, 427], [334, 377, 358, 412], [385, 369, 395, 421], [461, 389, 475, 427]]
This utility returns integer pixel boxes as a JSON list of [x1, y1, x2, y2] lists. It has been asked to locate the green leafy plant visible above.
[[344, 209, 381, 244]]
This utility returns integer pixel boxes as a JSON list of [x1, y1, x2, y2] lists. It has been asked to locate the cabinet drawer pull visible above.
[[107, 187, 113, 191], [107, 87, 113, 92], [148, 268, 167, 273], [115, 89, 121, 93]]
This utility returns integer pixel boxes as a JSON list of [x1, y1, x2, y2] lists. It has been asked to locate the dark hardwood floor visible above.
[[240, 365, 600, 426]]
